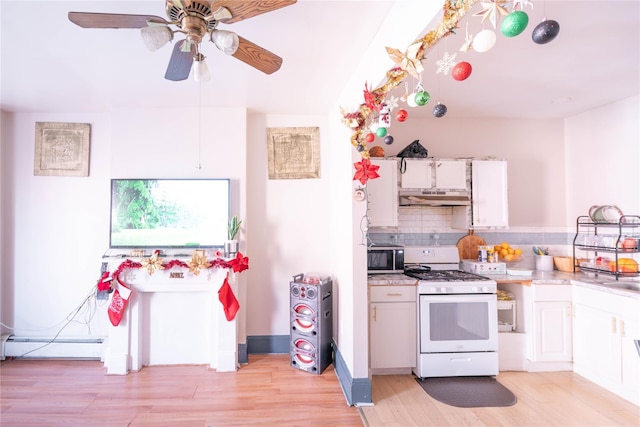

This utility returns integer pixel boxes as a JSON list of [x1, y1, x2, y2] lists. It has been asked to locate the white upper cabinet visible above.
[[400, 158, 467, 190], [434, 159, 468, 190], [453, 159, 509, 229], [367, 158, 398, 227]]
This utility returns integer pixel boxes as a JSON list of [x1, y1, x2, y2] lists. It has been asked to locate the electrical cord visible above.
[[1, 286, 105, 365]]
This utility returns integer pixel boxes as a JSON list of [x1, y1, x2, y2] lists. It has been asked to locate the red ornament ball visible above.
[[452, 61, 472, 81], [365, 133, 375, 143], [396, 109, 408, 122]]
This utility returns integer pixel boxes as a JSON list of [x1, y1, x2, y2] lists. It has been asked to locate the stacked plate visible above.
[[589, 205, 624, 223]]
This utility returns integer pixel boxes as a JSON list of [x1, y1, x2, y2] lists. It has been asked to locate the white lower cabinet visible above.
[[369, 286, 416, 373], [573, 285, 640, 406], [533, 301, 573, 362], [523, 284, 573, 371]]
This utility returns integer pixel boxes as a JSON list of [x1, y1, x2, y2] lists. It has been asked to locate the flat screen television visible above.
[[109, 178, 230, 248]]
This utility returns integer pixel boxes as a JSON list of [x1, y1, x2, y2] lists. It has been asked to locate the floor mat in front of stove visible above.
[[415, 376, 517, 408]]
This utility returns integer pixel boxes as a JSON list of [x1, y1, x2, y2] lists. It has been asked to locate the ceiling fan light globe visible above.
[[193, 59, 211, 82], [211, 30, 239, 55], [140, 26, 173, 51]]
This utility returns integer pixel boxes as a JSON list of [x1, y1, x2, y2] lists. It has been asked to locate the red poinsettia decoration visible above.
[[353, 158, 380, 185], [363, 82, 380, 112], [228, 252, 249, 273]]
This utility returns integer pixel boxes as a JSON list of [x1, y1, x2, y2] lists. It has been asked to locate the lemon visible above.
[[500, 242, 510, 249], [514, 248, 523, 255]]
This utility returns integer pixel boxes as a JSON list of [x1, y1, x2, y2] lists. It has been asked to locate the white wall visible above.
[[0, 107, 248, 344], [245, 114, 332, 337], [564, 95, 640, 220]]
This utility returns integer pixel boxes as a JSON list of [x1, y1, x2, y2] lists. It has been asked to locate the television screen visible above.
[[109, 178, 230, 248]]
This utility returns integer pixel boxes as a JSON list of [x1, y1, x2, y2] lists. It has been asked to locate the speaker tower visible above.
[[289, 274, 333, 374]]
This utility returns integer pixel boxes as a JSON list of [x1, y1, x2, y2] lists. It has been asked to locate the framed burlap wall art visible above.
[[267, 127, 320, 179], [34, 122, 91, 177]]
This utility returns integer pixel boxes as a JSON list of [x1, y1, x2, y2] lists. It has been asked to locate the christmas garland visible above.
[[97, 251, 250, 326], [342, 0, 479, 163]]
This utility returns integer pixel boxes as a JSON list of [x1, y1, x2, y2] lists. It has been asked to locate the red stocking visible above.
[[108, 276, 132, 327], [218, 273, 240, 321]]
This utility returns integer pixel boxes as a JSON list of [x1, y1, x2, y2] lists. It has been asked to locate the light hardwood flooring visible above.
[[0, 354, 361, 427], [361, 371, 640, 427], [2, 355, 639, 426]]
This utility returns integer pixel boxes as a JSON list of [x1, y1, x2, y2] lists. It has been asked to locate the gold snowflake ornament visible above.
[[188, 253, 211, 276], [474, 0, 509, 29], [141, 252, 164, 275], [386, 42, 424, 79]]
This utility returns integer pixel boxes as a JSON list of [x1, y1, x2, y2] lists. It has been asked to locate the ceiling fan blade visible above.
[[165, 41, 195, 81], [68, 12, 168, 29], [211, 0, 297, 24], [232, 36, 282, 75]]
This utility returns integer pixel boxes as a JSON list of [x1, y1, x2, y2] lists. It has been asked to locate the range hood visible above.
[[399, 189, 471, 206]]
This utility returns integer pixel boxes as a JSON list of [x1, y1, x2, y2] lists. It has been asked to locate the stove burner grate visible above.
[[404, 269, 492, 282]]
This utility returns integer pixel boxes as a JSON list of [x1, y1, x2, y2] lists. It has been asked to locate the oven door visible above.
[[419, 293, 498, 353]]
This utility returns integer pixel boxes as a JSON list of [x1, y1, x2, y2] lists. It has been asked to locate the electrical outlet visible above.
[[96, 290, 110, 301]]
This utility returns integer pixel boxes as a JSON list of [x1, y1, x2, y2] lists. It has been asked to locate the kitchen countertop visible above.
[[368, 270, 640, 299], [367, 274, 417, 286]]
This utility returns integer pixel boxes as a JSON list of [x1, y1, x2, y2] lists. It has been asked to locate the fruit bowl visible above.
[[493, 242, 523, 262]]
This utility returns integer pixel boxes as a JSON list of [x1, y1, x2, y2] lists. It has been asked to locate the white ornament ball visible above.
[[473, 29, 497, 53], [407, 92, 418, 108], [369, 122, 379, 133]]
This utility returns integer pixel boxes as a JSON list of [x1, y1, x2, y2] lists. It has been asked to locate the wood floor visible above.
[[0, 354, 361, 427], [2, 355, 639, 427], [361, 372, 640, 427]]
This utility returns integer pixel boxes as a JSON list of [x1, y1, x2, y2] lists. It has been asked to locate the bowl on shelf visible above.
[[553, 256, 585, 272]]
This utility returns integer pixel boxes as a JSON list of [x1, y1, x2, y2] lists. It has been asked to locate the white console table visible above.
[[101, 259, 239, 375]]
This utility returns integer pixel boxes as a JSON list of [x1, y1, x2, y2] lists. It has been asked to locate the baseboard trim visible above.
[[333, 342, 372, 406], [247, 335, 289, 354], [238, 342, 248, 364]]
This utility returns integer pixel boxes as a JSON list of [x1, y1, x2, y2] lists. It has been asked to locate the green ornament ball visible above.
[[375, 127, 388, 137], [501, 11, 529, 37], [415, 91, 430, 106]]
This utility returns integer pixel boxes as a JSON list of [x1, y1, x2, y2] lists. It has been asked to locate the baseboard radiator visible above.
[[1, 334, 105, 360]]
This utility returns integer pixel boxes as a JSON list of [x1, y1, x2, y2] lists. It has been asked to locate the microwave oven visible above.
[[367, 245, 404, 274]]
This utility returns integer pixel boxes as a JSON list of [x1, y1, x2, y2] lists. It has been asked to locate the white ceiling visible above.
[[1, 1, 639, 120]]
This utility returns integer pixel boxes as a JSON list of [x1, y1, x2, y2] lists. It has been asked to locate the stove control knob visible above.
[[482, 286, 489, 293], [440, 287, 447, 293], [471, 286, 479, 292]]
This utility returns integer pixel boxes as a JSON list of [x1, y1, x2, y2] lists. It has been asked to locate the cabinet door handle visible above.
[[386, 292, 403, 297], [619, 319, 625, 337], [373, 305, 377, 322], [568, 304, 573, 318], [611, 317, 617, 334]]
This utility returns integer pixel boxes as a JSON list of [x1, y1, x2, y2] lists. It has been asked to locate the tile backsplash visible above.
[[369, 206, 574, 269]]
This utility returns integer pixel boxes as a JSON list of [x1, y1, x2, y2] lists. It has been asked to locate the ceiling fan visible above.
[[68, 0, 297, 81]]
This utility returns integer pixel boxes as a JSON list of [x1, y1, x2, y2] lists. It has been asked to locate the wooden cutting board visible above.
[[456, 231, 486, 261]]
